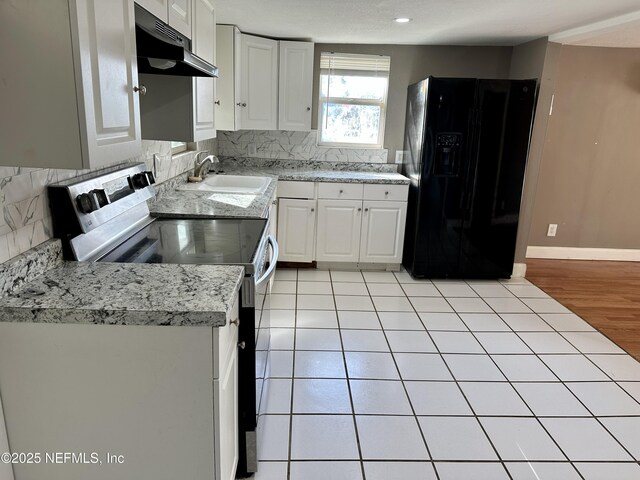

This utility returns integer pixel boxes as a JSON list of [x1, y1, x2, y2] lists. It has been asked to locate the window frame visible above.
[[317, 53, 390, 149], [171, 141, 187, 155]]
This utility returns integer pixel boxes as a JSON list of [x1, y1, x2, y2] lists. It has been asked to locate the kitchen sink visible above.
[[177, 175, 270, 194]]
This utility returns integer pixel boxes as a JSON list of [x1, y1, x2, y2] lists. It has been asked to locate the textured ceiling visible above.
[[216, 0, 640, 46]]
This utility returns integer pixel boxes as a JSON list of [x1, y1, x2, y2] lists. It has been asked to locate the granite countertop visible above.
[[150, 175, 277, 219], [0, 262, 244, 327], [220, 164, 410, 185], [149, 160, 409, 219]]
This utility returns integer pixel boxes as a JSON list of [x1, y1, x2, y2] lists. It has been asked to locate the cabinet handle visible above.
[[364, 208, 369, 212], [310, 208, 315, 212], [339, 189, 344, 194], [215, 100, 221, 105], [385, 191, 389, 196], [357, 208, 362, 212], [306, 107, 311, 111], [237, 102, 247, 107], [133, 85, 147, 96], [238, 341, 246, 349], [230, 318, 240, 326]]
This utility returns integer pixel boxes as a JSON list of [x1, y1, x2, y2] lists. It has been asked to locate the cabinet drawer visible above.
[[318, 182, 363, 200], [363, 184, 409, 201], [277, 181, 315, 199]]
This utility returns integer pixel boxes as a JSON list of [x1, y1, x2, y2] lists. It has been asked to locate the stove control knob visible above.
[[90, 189, 110, 207], [75, 193, 97, 214], [143, 171, 156, 185], [132, 172, 150, 189]]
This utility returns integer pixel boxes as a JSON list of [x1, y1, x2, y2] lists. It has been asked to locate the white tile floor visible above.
[[254, 269, 640, 480]]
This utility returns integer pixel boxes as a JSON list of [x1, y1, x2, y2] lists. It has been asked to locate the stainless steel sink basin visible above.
[[177, 175, 270, 194]]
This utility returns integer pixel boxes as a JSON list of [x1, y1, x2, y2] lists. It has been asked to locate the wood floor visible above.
[[526, 259, 640, 361]]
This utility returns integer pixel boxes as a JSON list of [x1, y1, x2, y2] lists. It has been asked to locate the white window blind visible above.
[[319, 53, 391, 75], [318, 52, 390, 148]]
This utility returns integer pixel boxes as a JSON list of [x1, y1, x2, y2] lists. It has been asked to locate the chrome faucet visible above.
[[193, 151, 219, 178]]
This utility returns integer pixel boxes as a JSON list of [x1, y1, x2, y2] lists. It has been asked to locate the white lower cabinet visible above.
[[277, 199, 316, 262], [0, 298, 240, 480], [360, 201, 408, 263], [316, 200, 362, 262], [276, 181, 408, 265], [214, 309, 239, 480]]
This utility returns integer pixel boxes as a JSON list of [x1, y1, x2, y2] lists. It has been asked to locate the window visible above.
[[171, 141, 187, 155], [318, 52, 390, 148]]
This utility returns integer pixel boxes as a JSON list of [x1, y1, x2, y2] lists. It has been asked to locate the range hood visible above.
[[135, 5, 218, 78]]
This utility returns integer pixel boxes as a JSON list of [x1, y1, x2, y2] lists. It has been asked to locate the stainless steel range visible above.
[[48, 163, 277, 477]]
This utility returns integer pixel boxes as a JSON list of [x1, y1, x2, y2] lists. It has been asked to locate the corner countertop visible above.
[[0, 262, 244, 327], [149, 161, 409, 219]]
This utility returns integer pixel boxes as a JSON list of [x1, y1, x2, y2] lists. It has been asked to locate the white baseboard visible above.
[[512, 263, 527, 278], [526, 246, 640, 261]]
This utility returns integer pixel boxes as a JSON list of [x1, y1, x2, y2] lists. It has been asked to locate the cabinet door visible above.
[[135, 0, 168, 21], [316, 200, 362, 262], [215, 25, 239, 131], [240, 34, 278, 130], [192, 0, 216, 140], [278, 41, 314, 131], [360, 201, 407, 263], [277, 199, 316, 262], [168, 0, 191, 37], [72, 0, 142, 169], [214, 336, 238, 480]]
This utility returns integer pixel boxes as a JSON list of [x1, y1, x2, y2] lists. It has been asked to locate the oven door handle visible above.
[[255, 235, 279, 287]]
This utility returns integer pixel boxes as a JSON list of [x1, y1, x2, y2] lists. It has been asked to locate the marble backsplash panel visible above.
[[217, 130, 388, 163], [0, 138, 216, 264]]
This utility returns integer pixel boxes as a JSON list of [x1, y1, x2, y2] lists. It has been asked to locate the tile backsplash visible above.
[[217, 130, 388, 163], [0, 138, 216, 264]]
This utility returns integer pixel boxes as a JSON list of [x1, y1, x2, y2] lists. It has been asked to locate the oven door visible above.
[[237, 235, 278, 477]]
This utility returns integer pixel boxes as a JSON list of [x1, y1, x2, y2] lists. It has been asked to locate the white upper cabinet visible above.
[[0, 0, 142, 169], [135, 0, 168, 21], [139, 0, 217, 142], [136, 0, 190, 39], [192, 0, 216, 140], [240, 34, 279, 130], [215, 25, 241, 131], [168, 0, 192, 37], [278, 41, 314, 131], [74, 0, 143, 168]]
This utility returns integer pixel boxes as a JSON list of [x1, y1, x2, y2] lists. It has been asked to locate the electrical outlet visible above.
[[248, 143, 257, 156], [547, 224, 558, 237], [395, 151, 405, 164]]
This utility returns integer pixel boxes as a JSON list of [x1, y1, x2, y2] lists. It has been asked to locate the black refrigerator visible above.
[[402, 77, 537, 279]]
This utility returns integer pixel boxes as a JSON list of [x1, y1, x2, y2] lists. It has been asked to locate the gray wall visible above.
[[311, 44, 514, 162], [509, 38, 562, 263], [528, 45, 640, 249]]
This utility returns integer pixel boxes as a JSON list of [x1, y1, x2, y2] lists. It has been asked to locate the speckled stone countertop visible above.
[[0, 263, 244, 327], [149, 159, 408, 219], [150, 175, 277, 219], [218, 158, 410, 185], [231, 167, 409, 184]]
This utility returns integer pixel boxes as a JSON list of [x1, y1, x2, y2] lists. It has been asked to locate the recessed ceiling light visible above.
[[394, 17, 412, 23]]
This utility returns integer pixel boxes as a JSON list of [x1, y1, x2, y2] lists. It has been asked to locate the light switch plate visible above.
[[547, 224, 558, 237], [395, 151, 405, 164], [248, 143, 257, 156]]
